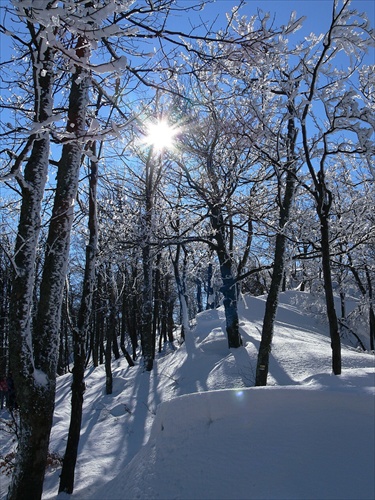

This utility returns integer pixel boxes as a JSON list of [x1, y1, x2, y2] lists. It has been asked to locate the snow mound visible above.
[[95, 387, 375, 500]]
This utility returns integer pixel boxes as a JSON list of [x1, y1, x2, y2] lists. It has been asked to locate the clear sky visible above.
[[0, 1, 374, 62], [200, 0, 375, 27], [197, 0, 374, 39], [166, 0, 374, 68]]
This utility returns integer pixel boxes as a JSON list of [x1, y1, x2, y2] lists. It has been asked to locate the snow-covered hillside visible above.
[[1, 292, 374, 499]]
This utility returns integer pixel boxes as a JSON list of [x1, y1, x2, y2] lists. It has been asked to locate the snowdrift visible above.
[[97, 387, 375, 500]]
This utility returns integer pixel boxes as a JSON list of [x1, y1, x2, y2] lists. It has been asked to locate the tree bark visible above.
[[59, 147, 98, 494], [171, 244, 190, 342], [211, 206, 242, 348], [365, 267, 374, 351], [120, 289, 135, 366], [105, 328, 113, 394], [142, 242, 154, 371], [256, 112, 297, 386], [348, 262, 375, 351], [9, 36, 90, 500], [320, 212, 341, 374], [141, 151, 155, 371], [256, 198, 294, 385], [8, 38, 55, 500]]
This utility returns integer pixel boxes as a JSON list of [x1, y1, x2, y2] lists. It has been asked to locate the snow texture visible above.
[[1, 292, 374, 500]]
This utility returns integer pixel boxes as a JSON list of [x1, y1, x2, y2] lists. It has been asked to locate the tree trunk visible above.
[[141, 244, 154, 371], [222, 278, 241, 348], [366, 267, 375, 352], [348, 262, 375, 351], [9, 36, 90, 500], [8, 395, 55, 500], [8, 39, 55, 500], [320, 213, 341, 374], [120, 290, 135, 367], [206, 262, 215, 310], [171, 244, 190, 342], [140, 151, 155, 371], [196, 276, 203, 313], [59, 148, 98, 494], [120, 340, 135, 367], [256, 219, 292, 385], [211, 204, 242, 348], [105, 329, 113, 395], [130, 292, 139, 360], [152, 253, 162, 356], [369, 307, 375, 352], [256, 112, 297, 386], [111, 311, 121, 360]]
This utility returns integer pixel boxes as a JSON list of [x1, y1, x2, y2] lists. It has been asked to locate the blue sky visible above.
[[201, 0, 374, 28], [198, 0, 374, 41], [171, 0, 375, 69], [0, 1, 373, 62]]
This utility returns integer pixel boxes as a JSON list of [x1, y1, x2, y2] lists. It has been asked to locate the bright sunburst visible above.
[[144, 119, 178, 151]]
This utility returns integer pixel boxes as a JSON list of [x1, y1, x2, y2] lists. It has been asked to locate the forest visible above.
[[0, 0, 374, 499]]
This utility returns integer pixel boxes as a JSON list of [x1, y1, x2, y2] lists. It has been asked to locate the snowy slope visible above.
[[0, 292, 374, 500], [103, 388, 374, 500]]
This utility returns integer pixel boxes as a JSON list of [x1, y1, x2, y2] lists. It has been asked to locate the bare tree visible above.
[[58, 143, 98, 494], [296, 0, 374, 374]]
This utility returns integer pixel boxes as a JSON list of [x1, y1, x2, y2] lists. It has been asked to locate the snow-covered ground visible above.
[[1, 292, 374, 499]]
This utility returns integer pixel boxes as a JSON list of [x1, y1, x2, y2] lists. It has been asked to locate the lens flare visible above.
[[144, 119, 178, 151]]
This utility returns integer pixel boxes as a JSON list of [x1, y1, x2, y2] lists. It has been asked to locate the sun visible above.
[[144, 119, 178, 151]]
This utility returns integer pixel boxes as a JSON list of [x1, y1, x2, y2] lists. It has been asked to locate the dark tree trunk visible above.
[[8, 396, 55, 500], [211, 206, 242, 349], [59, 147, 98, 494], [206, 262, 215, 310], [120, 291, 135, 367], [220, 267, 241, 349], [112, 328, 121, 360], [105, 329, 113, 394], [0, 248, 11, 377], [159, 273, 175, 348], [152, 253, 162, 356], [111, 311, 121, 361], [340, 291, 346, 322], [369, 307, 375, 352], [57, 287, 70, 376], [281, 272, 286, 292], [9, 50, 88, 500], [120, 341, 135, 367], [158, 276, 168, 352], [8, 38, 56, 500], [365, 267, 375, 352], [92, 286, 102, 367], [17, 37, 89, 500], [348, 262, 375, 351], [92, 272, 105, 367], [196, 277, 203, 313], [141, 244, 154, 371], [167, 297, 175, 343], [130, 292, 139, 360], [10, 36, 89, 499], [320, 212, 341, 375], [140, 151, 155, 371], [256, 112, 297, 386], [171, 244, 190, 342], [222, 277, 241, 348], [256, 220, 291, 385]]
